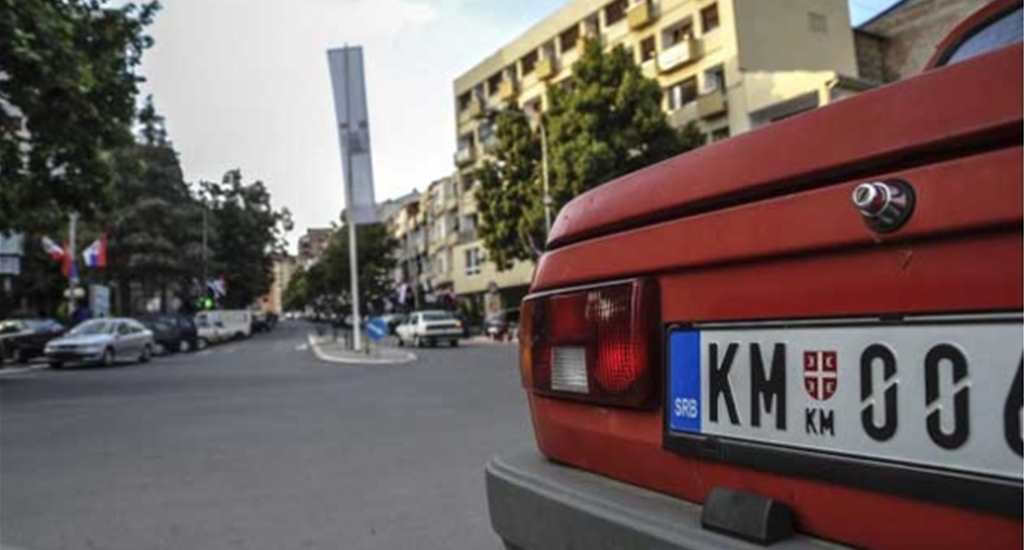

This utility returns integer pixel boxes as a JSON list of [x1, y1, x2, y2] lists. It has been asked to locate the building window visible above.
[[457, 92, 472, 112], [665, 77, 698, 111], [560, 25, 580, 52], [604, 0, 628, 26], [465, 248, 483, 276], [710, 127, 730, 142], [478, 121, 495, 146], [520, 50, 538, 76], [704, 64, 725, 92], [662, 19, 695, 48], [639, 36, 657, 62], [457, 133, 474, 153], [700, 4, 720, 34], [808, 12, 827, 33], [487, 72, 503, 96]]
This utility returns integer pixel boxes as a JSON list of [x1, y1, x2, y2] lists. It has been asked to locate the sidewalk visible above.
[[307, 333, 416, 365]]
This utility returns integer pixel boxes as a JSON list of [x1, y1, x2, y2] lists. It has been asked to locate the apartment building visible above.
[[262, 254, 297, 315], [297, 228, 332, 269], [449, 0, 870, 315]]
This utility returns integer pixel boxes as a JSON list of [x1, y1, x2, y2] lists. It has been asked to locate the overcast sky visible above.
[[138, 0, 897, 252]]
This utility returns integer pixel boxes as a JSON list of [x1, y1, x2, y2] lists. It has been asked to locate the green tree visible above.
[[476, 38, 704, 267], [106, 102, 205, 314], [201, 170, 292, 309], [292, 223, 397, 317], [474, 109, 541, 269], [0, 0, 159, 232]]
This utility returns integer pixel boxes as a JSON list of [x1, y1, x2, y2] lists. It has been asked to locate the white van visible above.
[[195, 310, 251, 343]]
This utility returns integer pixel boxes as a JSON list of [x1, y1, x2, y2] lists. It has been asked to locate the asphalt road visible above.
[[0, 322, 531, 550]]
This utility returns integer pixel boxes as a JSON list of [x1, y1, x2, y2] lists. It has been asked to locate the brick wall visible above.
[[857, 0, 979, 82]]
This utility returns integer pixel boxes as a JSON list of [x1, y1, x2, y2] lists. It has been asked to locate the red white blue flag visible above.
[[82, 234, 107, 268], [40, 236, 64, 261]]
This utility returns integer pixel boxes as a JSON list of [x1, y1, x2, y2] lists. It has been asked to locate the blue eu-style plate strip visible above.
[[669, 329, 702, 434]]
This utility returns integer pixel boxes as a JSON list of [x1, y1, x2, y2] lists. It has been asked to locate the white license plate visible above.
[[667, 318, 1023, 483]]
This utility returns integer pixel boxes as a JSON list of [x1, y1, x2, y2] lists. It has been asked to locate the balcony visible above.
[[457, 97, 483, 125], [627, 1, 654, 29], [697, 89, 727, 118], [497, 79, 518, 102], [460, 191, 477, 214], [666, 101, 699, 128], [444, 194, 459, 211], [536, 58, 555, 80], [657, 38, 702, 73], [458, 228, 479, 243], [454, 147, 475, 167]]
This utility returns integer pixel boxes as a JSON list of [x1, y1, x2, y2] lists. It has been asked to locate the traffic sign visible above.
[[366, 317, 388, 342]]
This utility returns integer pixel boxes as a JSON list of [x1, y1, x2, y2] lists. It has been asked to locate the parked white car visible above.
[[194, 310, 251, 345], [194, 313, 229, 347], [395, 310, 463, 348]]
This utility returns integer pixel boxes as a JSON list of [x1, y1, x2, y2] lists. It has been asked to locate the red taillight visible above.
[[519, 279, 659, 408]]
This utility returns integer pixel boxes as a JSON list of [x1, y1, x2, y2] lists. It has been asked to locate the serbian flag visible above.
[[82, 234, 107, 268], [41, 236, 64, 261]]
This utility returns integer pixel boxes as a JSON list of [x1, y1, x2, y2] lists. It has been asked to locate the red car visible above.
[[487, 2, 1023, 549]]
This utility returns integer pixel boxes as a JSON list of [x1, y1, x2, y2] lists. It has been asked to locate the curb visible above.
[[306, 334, 417, 365], [0, 364, 49, 376]]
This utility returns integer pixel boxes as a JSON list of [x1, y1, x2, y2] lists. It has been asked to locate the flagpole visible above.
[[67, 212, 78, 317]]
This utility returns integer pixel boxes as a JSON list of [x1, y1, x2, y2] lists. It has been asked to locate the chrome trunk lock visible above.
[[851, 179, 915, 233]]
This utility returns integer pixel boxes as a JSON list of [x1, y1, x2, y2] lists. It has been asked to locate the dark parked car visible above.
[[137, 314, 199, 353], [0, 318, 65, 364]]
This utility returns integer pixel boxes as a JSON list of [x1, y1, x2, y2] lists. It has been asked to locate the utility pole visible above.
[[202, 206, 208, 289], [342, 47, 363, 352], [67, 212, 79, 316]]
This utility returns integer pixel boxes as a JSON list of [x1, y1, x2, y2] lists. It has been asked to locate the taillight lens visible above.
[[518, 279, 659, 408]]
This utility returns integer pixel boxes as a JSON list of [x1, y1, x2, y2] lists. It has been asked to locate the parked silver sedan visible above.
[[44, 318, 155, 368]]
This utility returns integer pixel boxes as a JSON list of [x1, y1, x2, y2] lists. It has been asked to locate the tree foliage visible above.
[[0, 0, 160, 232], [474, 109, 541, 270], [200, 170, 292, 309], [476, 38, 705, 267], [283, 224, 397, 317], [106, 100, 206, 312]]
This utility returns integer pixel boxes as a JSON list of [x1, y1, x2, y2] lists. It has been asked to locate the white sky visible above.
[[138, 0, 895, 252]]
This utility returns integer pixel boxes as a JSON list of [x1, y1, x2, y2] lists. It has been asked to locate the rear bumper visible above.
[[485, 447, 847, 550], [423, 330, 461, 338]]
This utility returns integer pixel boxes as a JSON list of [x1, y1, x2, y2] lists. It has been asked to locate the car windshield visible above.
[[421, 312, 454, 321], [69, 320, 116, 336]]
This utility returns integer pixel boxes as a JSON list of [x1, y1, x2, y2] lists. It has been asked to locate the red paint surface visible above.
[[521, 3, 1023, 548], [547, 43, 1022, 249]]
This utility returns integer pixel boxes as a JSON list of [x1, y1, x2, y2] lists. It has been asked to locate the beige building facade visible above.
[[262, 255, 297, 315], [447, 0, 870, 315]]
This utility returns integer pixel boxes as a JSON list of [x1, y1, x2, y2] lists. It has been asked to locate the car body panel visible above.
[[395, 311, 462, 343], [0, 319, 65, 361], [45, 319, 154, 364], [512, 4, 1023, 549]]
